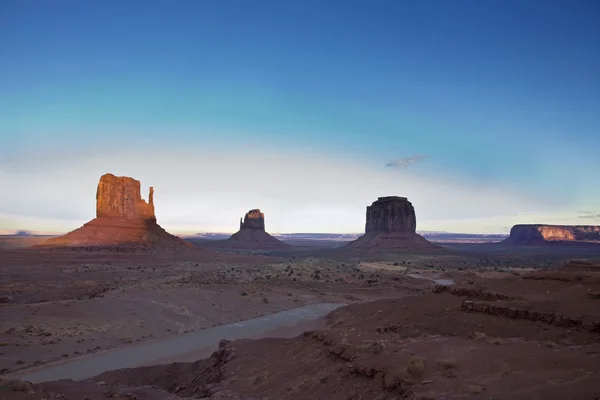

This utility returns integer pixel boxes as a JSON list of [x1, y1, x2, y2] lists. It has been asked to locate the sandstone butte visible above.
[[218, 209, 290, 249], [38, 173, 195, 252], [345, 196, 443, 253], [503, 224, 600, 245]]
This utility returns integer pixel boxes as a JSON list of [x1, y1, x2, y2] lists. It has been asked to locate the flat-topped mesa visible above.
[[344, 195, 443, 254], [365, 196, 416, 234], [505, 224, 600, 244], [239, 209, 265, 231], [96, 173, 155, 221]]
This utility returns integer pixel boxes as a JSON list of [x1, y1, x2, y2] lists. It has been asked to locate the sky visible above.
[[1, 0, 599, 235]]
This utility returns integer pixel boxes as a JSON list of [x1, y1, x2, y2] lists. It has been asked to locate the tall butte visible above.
[[39, 173, 195, 252], [345, 196, 443, 253], [218, 209, 289, 249]]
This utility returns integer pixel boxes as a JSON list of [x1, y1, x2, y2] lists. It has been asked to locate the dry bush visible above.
[[436, 357, 457, 370], [501, 361, 512, 376], [0, 379, 33, 392], [406, 356, 427, 379], [468, 384, 484, 394]]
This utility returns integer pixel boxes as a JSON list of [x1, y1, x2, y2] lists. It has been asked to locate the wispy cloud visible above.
[[577, 211, 600, 219], [385, 155, 426, 168]]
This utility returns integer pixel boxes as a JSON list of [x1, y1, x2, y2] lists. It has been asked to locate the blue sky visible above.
[[1, 0, 599, 234]]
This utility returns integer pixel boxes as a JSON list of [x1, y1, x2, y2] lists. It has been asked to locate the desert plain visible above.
[[2, 240, 600, 399], [1, 179, 600, 399]]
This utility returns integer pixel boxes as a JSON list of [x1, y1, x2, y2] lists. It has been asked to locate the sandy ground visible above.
[[0, 250, 435, 376], [2, 241, 600, 399]]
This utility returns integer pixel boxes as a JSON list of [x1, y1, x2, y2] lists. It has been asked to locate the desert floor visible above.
[[1, 238, 600, 399]]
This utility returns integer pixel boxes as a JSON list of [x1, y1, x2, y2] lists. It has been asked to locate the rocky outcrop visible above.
[[215, 209, 290, 250], [239, 209, 265, 231], [433, 285, 520, 301], [37, 174, 198, 253], [96, 173, 155, 221], [504, 224, 600, 245], [345, 196, 443, 254], [365, 196, 416, 233], [461, 300, 600, 333]]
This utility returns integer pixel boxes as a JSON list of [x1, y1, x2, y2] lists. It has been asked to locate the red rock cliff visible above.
[[365, 196, 416, 234], [96, 173, 155, 221], [505, 224, 600, 244], [239, 209, 266, 231]]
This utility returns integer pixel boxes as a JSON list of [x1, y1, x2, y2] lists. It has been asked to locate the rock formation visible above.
[[365, 196, 417, 233], [239, 209, 265, 230], [345, 196, 443, 254], [504, 224, 600, 245], [38, 174, 196, 253], [96, 173, 155, 221], [217, 209, 290, 250]]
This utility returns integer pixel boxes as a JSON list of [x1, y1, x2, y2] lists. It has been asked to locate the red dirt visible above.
[[3, 267, 600, 399], [35, 217, 201, 254], [216, 229, 291, 250], [344, 232, 446, 254]]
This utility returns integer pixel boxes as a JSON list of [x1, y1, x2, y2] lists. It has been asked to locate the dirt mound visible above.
[[345, 231, 445, 254], [221, 229, 291, 250], [37, 217, 195, 253]]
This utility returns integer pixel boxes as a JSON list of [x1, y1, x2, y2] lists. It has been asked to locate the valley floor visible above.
[[1, 243, 600, 399]]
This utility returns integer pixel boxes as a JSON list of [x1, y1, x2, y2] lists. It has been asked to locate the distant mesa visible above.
[[345, 196, 444, 253], [37, 173, 196, 253], [217, 209, 290, 250], [503, 224, 600, 245]]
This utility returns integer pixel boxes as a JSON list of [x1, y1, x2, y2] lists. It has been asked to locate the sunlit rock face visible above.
[[96, 173, 155, 221], [504, 224, 600, 244], [37, 173, 196, 252]]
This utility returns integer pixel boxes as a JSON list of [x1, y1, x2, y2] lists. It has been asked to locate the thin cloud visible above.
[[385, 155, 427, 168], [577, 212, 600, 219]]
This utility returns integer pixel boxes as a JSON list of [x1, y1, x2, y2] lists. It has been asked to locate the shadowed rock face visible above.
[[365, 196, 416, 234], [345, 196, 442, 254], [239, 209, 265, 231], [216, 209, 289, 249], [505, 224, 600, 244], [96, 174, 155, 221]]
